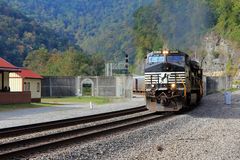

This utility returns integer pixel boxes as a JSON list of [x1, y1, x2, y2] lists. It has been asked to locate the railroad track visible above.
[[0, 106, 147, 138], [0, 106, 173, 159]]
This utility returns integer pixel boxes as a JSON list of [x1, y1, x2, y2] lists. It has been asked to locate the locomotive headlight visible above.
[[163, 50, 169, 55], [151, 84, 155, 88], [171, 83, 177, 90]]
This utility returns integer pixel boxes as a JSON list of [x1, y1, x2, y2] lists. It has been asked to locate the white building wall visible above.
[[9, 78, 23, 92], [24, 79, 41, 99], [9, 73, 21, 78], [9, 73, 23, 92]]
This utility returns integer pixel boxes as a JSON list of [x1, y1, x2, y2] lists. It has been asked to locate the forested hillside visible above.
[[133, 0, 216, 60], [1, 0, 240, 75], [133, 0, 240, 61], [6, 0, 152, 63], [0, 1, 73, 66], [208, 0, 240, 43]]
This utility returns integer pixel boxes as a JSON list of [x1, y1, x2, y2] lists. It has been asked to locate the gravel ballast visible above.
[[29, 91, 240, 160]]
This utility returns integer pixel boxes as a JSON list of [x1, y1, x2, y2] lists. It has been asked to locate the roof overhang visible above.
[[0, 67, 21, 72]]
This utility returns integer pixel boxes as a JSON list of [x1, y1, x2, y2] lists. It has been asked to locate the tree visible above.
[[88, 53, 105, 76], [44, 53, 62, 76], [23, 47, 50, 75]]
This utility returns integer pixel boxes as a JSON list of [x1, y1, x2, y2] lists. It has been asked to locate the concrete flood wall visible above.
[[116, 76, 133, 98], [42, 76, 76, 97], [97, 77, 116, 96], [42, 75, 226, 98], [42, 76, 133, 98], [204, 76, 228, 95]]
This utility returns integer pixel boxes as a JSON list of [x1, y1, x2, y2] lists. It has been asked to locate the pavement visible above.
[[0, 96, 145, 129]]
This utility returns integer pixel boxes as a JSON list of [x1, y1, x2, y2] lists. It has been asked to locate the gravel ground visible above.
[[29, 91, 240, 160]]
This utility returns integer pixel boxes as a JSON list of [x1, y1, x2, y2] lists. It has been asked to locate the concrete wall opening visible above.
[[82, 83, 92, 96], [81, 78, 94, 96]]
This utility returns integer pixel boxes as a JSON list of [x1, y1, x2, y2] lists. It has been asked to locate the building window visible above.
[[37, 82, 40, 92]]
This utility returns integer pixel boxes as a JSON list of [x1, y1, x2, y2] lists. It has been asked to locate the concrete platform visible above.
[[0, 97, 145, 129]]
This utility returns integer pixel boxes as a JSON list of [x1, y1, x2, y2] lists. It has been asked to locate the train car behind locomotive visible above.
[[145, 50, 203, 112], [133, 76, 145, 93]]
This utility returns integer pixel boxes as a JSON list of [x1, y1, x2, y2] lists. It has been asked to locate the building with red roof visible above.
[[10, 68, 43, 102], [0, 57, 20, 69], [0, 57, 21, 91], [17, 68, 43, 79], [0, 58, 31, 104]]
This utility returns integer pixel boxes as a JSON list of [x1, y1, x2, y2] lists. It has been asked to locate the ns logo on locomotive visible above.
[[145, 50, 203, 112]]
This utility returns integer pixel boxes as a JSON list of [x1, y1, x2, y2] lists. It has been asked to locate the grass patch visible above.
[[219, 88, 239, 93], [225, 88, 239, 92], [0, 103, 54, 112], [42, 96, 112, 105]]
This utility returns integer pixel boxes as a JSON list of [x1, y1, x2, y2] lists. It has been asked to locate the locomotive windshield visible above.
[[148, 55, 165, 64], [147, 54, 185, 66], [167, 56, 185, 66]]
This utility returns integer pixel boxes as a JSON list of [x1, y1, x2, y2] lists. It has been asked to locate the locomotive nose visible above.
[[161, 63, 171, 71]]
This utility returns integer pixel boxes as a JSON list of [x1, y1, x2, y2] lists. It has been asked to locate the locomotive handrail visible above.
[[178, 75, 186, 97]]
